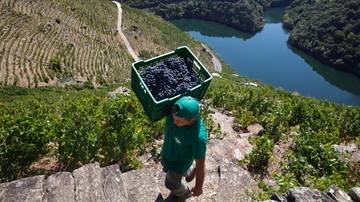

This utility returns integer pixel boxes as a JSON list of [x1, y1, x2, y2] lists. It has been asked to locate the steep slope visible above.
[[0, 0, 216, 88], [0, 0, 133, 87]]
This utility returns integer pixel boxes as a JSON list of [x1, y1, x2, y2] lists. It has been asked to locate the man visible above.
[[161, 96, 208, 202]]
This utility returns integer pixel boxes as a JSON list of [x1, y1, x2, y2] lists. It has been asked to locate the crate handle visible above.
[[193, 60, 201, 71], [140, 82, 147, 94]]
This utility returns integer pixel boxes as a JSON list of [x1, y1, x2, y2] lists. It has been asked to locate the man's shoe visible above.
[[164, 192, 185, 202], [165, 189, 192, 202]]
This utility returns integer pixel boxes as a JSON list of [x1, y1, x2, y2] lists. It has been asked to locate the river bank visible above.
[[171, 8, 360, 106]]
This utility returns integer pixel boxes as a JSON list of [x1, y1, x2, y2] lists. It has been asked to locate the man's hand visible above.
[[191, 186, 203, 196], [191, 157, 205, 196]]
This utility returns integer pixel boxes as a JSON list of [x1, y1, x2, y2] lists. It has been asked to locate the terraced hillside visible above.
[[0, 0, 216, 88], [0, 0, 136, 87]]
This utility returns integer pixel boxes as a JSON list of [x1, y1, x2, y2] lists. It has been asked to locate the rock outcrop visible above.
[[268, 186, 360, 202]]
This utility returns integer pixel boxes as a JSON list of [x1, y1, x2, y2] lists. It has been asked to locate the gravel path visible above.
[[201, 43, 222, 72], [113, 1, 139, 62]]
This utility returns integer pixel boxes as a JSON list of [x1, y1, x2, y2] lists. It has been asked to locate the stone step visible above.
[[121, 168, 161, 202], [45, 172, 75, 202]]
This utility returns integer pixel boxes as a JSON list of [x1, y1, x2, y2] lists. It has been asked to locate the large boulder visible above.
[[284, 187, 335, 202], [73, 163, 127, 202], [44, 172, 76, 202], [0, 175, 45, 202], [122, 168, 161, 202], [349, 187, 360, 202], [217, 160, 254, 202], [327, 185, 352, 202]]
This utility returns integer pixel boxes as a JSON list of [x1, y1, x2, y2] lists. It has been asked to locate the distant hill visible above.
[[117, 0, 294, 34]]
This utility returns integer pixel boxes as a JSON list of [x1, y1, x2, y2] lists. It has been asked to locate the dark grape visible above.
[[140, 57, 201, 101]]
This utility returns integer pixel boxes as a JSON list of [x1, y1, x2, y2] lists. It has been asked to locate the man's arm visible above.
[[191, 156, 206, 196]]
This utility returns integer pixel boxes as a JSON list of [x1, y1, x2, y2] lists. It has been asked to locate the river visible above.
[[171, 8, 360, 106]]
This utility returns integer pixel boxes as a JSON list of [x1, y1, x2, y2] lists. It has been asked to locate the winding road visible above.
[[202, 43, 222, 72], [113, 1, 139, 62], [113, 1, 222, 72]]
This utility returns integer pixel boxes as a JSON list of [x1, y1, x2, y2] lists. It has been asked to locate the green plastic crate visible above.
[[131, 46, 213, 122]]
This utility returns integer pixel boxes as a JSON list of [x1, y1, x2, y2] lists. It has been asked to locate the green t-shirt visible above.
[[161, 115, 207, 174]]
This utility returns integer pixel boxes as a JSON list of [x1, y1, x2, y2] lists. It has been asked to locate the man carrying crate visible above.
[[161, 96, 208, 202]]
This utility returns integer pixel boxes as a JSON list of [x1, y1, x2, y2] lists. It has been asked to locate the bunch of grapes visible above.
[[140, 57, 201, 101]]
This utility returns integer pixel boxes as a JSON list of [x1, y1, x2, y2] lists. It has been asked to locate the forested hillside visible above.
[[284, 0, 360, 77], [117, 0, 294, 33], [256, 0, 294, 7]]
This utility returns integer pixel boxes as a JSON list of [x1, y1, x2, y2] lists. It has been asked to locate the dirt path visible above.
[[201, 43, 222, 72], [113, 1, 139, 62]]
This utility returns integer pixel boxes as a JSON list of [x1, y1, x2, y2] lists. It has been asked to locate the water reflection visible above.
[[171, 18, 253, 40], [171, 9, 360, 106], [289, 45, 360, 96], [264, 7, 285, 24]]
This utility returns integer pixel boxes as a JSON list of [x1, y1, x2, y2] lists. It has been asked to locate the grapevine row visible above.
[[0, 0, 133, 87]]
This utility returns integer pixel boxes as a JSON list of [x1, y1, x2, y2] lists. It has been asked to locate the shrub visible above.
[[49, 56, 61, 72]]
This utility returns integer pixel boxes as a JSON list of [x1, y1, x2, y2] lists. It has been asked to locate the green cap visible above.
[[172, 96, 199, 119]]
